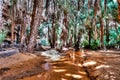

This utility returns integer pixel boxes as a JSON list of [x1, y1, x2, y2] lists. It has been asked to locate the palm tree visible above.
[[27, 0, 43, 52]]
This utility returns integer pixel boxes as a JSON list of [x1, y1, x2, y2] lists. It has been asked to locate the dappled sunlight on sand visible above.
[[65, 73, 71, 76], [83, 61, 97, 66], [47, 56, 89, 80], [78, 71, 87, 75], [95, 65, 111, 69], [77, 63, 83, 67], [72, 74, 83, 79], [61, 78, 67, 80], [65, 73, 83, 79], [53, 69, 67, 72], [1, 49, 120, 80]]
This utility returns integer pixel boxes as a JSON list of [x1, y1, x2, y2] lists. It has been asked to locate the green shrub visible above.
[[40, 39, 49, 46], [0, 31, 6, 44], [90, 39, 100, 50]]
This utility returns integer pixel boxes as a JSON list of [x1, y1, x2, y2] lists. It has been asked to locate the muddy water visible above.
[[21, 55, 90, 80], [0, 50, 90, 80], [18, 50, 120, 80]]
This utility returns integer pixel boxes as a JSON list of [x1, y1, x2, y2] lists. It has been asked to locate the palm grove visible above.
[[0, 0, 120, 52]]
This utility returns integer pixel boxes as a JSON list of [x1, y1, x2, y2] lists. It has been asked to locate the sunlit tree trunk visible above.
[[117, 0, 120, 20], [27, 0, 43, 52], [63, 9, 68, 47], [19, 0, 29, 50], [92, 0, 98, 28], [20, 14, 27, 49], [11, 21, 15, 44], [11, 5, 16, 44]]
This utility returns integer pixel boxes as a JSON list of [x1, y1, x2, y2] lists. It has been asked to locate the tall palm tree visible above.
[[118, 0, 120, 20], [27, 0, 43, 52]]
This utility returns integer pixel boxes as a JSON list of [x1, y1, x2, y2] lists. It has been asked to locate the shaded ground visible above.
[[0, 49, 120, 80]]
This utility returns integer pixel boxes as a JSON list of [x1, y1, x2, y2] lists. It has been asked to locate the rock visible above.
[[62, 47, 68, 51], [41, 49, 61, 61], [0, 49, 19, 58]]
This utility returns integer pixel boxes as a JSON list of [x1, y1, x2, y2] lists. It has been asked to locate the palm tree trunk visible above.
[[27, 0, 43, 52], [100, 17, 104, 48], [88, 28, 92, 46], [106, 19, 109, 45], [104, 0, 107, 13], [11, 21, 15, 44], [117, 0, 120, 20]]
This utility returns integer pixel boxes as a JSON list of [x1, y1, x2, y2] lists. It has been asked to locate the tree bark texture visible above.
[[27, 0, 43, 52]]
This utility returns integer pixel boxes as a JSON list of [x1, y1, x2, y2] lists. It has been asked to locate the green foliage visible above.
[[56, 0, 119, 49], [90, 39, 100, 50], [82, 38, 100, 50], [80, 33, 88, 47], [0, 31, 6, 44], [116, 27, 120, 45], [106, 26, 120, 48], [10, 0, 17, 5], [40, 39, 49, 46], [26, 26, 30, 36], [4, 0, 120, 50]]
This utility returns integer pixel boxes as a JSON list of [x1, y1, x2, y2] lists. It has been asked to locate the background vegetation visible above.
[[0, 0, 120, 51]]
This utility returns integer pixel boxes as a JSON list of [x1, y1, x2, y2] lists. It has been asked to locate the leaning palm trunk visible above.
[[27, 0, 43, 52]]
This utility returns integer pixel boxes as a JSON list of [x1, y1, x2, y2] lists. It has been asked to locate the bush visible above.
[[82, 39, 100, 50], [0, 31, 6, 44], [90, 39, 100, 50], [40, 38, 49, 46]]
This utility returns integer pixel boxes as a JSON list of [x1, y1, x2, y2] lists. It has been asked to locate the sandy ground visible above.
[[0, 50, 120, 80], [0, 53, 36, 68]]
